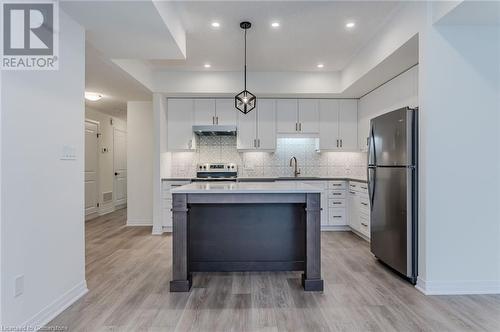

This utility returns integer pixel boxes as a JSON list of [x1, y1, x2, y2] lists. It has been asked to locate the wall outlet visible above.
[[14, 275, 24, 297]]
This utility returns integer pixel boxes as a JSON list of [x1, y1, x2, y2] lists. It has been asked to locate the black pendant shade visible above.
[[235, 21, 256, 114]]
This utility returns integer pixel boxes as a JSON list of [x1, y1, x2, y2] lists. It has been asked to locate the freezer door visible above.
[[372, 107, 414, 166], [370, 167, 414, 277]]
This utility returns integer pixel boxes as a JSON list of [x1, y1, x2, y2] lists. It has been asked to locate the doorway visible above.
[[113, 127, 127, 208], [85, 120, 100, 218]]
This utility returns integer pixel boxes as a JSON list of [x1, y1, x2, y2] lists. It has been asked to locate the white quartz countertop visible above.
[[170, 181, 322, 194]]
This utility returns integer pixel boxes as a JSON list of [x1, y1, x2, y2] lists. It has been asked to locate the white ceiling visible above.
[[61, 1, 185, 59], [85, 44, 151, 114], [149, 1, 402, 72]]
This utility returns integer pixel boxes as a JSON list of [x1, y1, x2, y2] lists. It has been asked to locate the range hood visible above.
[[192, 125, 237, 136]]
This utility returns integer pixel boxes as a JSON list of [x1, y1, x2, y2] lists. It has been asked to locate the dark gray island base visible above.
[[169, 182, 324, 292]]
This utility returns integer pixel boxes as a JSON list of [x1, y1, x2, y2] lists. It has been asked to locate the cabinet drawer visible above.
[[328, 199, 346, 208], [328, 181, 347, 190], [359, 214, 370, 237], [328, 190, 346, 199], [329, 208, 346, 225], [359, 197, 370, 211], [358, 183, 368, 192]]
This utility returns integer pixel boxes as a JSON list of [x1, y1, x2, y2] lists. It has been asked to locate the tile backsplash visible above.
[[167, 136, 367, 179]]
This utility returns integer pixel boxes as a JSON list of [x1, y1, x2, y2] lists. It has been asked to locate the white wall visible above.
[[358, 65, 418, 150], [418, 21, 500, 294], [85, 108, 127, 216], [0, 10, 87, 327], [154, 71, 341, 96], [127, 102, 153, 226]]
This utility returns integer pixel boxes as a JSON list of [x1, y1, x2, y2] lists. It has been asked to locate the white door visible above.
[[85, 120, 99, 216], [339, 100, 358, 150], [113, 128, 127, 207], [256, 99, 276, 150], [276, 99, 298, 133], [319, 99, 340, 150], [167, 99, 195, 150], [237, 107, 257, 150], [194, 99, 216, 125], [215, 99, 237, 125], [298, 99, 320, 133]]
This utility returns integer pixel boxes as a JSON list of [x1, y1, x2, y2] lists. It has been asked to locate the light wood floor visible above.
[[49, 208, 500, 331]]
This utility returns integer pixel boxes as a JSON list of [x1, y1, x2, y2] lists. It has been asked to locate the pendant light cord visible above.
[[244, 28, 247, 92]]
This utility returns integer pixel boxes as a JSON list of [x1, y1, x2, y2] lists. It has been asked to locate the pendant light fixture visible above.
[[235, 21, 256, 114]]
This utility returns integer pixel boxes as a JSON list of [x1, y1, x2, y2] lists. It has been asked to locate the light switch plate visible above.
[[15, 275, 24, 297], [61, 145, 76, 160]]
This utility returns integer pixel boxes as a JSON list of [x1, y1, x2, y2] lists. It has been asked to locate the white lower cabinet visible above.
[[347, 181, 371, 240], [161, 180, 191, 230], [325, 181, 348, 228]]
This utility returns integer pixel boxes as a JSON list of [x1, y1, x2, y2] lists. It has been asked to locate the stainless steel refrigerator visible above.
[[368, 107, 417, 284]]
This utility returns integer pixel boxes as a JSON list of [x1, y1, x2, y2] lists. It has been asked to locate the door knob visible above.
[[115, 172, 119, 176]]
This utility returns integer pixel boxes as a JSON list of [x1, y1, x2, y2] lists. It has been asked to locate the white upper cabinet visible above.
[[319, 99, 340, 150], [277, 99, 320, 134], [237, 108, 257, 150], [215, 99, 237, 125], [167, 99, 195, 151], [319, 99, 358, 151], [193, 99, 215, 125], [298, 99, 320, 133], [338, 100, 358, 150], [256, 99, 276, 150], [276, 99, 298, 133], [193, 99, 237, 126], [237, 99, 276, 150]]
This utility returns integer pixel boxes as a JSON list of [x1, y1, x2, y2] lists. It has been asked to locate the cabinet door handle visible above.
[[253, 139, 256, 148], [216, 116, 219, 125], [295, 123, 298, 131], [336, 139, 339, 148], [299, 123, 302, 131], [340, 139, 343, 148], [349, 191, 356, 194], [361, 202, 368, 206], [258, 139, 260, 148], [212, 116, 215, 125]]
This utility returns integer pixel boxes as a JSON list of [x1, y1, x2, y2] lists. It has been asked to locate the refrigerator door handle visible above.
[[367, 123, 376, 166], [368, 167, 376, 210]]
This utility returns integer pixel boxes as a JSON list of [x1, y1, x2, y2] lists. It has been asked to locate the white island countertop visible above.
[[170, 181, 322, 194]]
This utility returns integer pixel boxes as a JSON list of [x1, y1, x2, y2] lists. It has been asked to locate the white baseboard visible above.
[[162, 226, 172, 233], [114, 202, 127, 210], [152, 225, 164, 235], [23, 280, 88, 331], [98, 202, 115, 216], [127, 218, 153, 226], [321, 225, 350, 232], [416, 277, 500, 295]]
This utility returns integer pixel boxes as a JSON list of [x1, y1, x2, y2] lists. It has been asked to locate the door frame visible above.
[[113, 127, 127, 208], [84, 119, 100, 220]]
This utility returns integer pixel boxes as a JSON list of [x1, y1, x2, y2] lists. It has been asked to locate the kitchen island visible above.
[[169, 182, 324, 292]]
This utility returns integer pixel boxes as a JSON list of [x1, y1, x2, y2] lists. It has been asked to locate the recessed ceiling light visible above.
[[204, 63, 211, 68], [346, 22, 355, 29], [271, 22, 280, 28], [85, 92, 103, 101], [317, 63, 324, 68], [211, 21, 220, 28]]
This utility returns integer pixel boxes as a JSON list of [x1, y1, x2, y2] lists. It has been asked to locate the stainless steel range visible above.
[[194, 163, 238, 181]]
